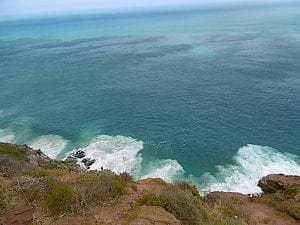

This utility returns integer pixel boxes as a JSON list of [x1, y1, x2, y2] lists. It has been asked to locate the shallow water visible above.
[[0, 4, 300, 193]]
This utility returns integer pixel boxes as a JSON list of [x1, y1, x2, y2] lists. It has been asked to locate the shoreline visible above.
[[1, 142, 299, 225], [1, 130, 300, 195], [1, 142, 300, 225]]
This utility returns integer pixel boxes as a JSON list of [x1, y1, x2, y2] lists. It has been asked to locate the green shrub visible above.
[[111, 175, 126, 198], [0, 143, 27, 161], [23, 168, 50, 177], [250, 184, 300, 221], [77, 174, 111, 207], [175, 182, 201, 198], [26, 187, 39, 202], [75, 172, 127, 209], [138, 192, 162, 206], [23, 168, 67, 177], [138, 184, 245, 225], [138, 185, 208, 225], [46, 181, 74, 215], [218, 198, 245, 219]]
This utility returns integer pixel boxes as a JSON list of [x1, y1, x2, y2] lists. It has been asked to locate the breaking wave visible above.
[[71, 135, 185, 182], [0, 128, 15, 143], [199, 144, 300, 194], [141, 159, 185, 183], [27, 135, 69, 159], [0, 126, 69, 159], [74, 135, 143, 176], [1, 124, 299, 194]]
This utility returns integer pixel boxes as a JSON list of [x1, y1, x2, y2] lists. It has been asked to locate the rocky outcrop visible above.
[[1, 142, 299, 225], [258, 174, 300, 194], [5, 204, 34, 225], [0, 142, 80, 177], [66, 150, 96, 169]]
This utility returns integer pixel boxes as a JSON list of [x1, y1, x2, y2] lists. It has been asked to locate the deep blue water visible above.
[[0, 4, 300, 193]]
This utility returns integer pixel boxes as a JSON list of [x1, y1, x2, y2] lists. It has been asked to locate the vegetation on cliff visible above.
[[0, 142, 299, 225]]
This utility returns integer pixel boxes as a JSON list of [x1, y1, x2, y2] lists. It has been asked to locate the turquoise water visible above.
[[1, 4, 300, 193]]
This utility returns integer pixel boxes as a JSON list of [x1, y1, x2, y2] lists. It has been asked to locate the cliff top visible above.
[[0, 142, 299, 225]]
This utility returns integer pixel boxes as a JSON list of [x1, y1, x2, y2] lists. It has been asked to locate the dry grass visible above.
[[23, 167, 69, 178], [137, 184, 244, 225], [250, 184, 300, 221], [0, 143, 27, 161], [22, 170, 127, 216], [46, 180, 74, 215]]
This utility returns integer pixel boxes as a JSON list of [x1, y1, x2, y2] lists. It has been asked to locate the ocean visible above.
[[0, 3, 300, 194]]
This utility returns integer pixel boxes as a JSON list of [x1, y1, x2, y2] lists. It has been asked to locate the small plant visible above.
[[120, 172, 133, 182], [137, 183, 246, 225], [250, 184, 300, 221], [74, 172, 127, 209], [23, 168, 67, 177], [138, 185, 208, 225], [46, 180, 74, 215], [175, 182, 201, 198], [111, 175, 126, 198], [0, 143, 27, 160], [138, 192, 162, 206], [23, 168, 50, 177]]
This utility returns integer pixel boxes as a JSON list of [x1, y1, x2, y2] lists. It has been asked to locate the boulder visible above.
[[73, 150, 85, 159], [258, 174, 300, 194], [82, 158, 95, 167], [4, 204, 34, 225]]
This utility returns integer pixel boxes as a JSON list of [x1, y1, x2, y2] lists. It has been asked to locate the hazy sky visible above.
[[0, 0, 292, 19]]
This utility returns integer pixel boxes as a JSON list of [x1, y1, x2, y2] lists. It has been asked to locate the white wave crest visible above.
[[77, 135, 143, 176], [27, 135, 69, 159], [201, 144, 300, 194], [74, 135, 185, 183], [0, 128, 15, 143], [141, 159, 185, 183]]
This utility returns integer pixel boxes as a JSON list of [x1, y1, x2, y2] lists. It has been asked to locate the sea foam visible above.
[[200, 144, 300, 194], [27, 135, 69, 159], [1, 124, 299, 194], [0, 128, 15, 143], [75, 135, 143, 176], [141, 159, 185, 183], [72, 135, 185, 182]]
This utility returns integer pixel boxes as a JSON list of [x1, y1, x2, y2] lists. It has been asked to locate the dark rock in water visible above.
[[258, 174, 300, 194], [84, 158, 96, 167], [74, 150, 85, 158]]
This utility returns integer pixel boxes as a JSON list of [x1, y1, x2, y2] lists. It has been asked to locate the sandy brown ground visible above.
[[207, 192, 299, 225]]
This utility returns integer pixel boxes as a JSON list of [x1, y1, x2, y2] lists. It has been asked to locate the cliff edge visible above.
[[0, 142, 299, 225]]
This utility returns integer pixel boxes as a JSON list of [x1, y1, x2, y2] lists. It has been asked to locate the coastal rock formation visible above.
[[4, 204, 34, 225], [258, 174, 300, 194], [0, 142, 299, 225], [66, 150, 96, 169]]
